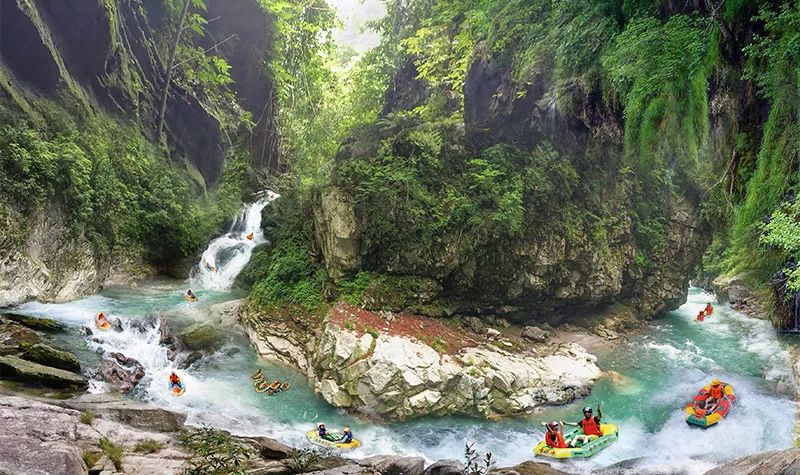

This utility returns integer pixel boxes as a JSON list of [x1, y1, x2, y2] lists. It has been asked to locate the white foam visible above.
[[190, 191, 279, 291]]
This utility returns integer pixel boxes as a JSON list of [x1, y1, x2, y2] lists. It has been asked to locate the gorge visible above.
[[2, 1, 800, 474]]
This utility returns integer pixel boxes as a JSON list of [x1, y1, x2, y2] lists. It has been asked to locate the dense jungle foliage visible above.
[[0, 0, 257, 268], [245, 0, 800, 324]]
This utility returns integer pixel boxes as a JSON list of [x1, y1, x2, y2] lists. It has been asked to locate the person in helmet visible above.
[[565, 404, 603, 447], [706, 378, 725, 409], [317, 423, 338, 441], [542, 421, 567, 448], [341, 427, 353, 444], [704, 302, 714, 315]]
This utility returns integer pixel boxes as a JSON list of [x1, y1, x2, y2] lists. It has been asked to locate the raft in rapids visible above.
[[533, 424, 619, 459], [685, 382, 735, 428], [306, 430, 361, 450]]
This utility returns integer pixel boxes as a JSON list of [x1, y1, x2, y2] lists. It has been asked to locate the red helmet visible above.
[[547, 421, 559, 430]]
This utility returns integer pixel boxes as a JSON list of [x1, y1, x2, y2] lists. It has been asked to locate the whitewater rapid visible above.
[[10, 286, 797, 473]]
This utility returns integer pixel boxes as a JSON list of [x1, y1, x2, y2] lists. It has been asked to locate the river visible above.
[[6, 199, 798, 474]]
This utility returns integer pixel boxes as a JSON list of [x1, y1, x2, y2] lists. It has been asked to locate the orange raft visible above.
[[685, 382, 735, 428], [95, 313, 111, 330]]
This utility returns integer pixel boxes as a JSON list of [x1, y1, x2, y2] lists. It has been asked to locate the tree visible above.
[[157, 0, 193, 139]]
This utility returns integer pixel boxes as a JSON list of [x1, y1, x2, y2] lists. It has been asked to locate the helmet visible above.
[[711, 378, 720, 385], [583, 406, 593, 414], [547, 421, 559, 430], [318, 423, 325, 428], [344, 427, 351, 432]]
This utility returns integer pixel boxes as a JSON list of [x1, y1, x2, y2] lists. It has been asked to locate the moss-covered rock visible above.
[[360, 275, 442, 313], [2, 313, 65, 332], [176, 322, 225, 353], [0, 355, 87, 388], [21, 344, 81, 373]]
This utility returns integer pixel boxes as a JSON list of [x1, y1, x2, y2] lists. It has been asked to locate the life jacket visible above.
[[342, 432, 353, 443], [545, 430, 567, 448], [705, 304, 713, 314], [709, 384, 724, 399], [579, 416, 602, 436], [170, 374, 180, 384], [697, 313, 705, 321], [694, 408, 707, 418]]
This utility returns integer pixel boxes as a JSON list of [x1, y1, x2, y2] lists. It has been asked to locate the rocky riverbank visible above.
[[240, 300, 622, 420], [0, 391, 568, 475]]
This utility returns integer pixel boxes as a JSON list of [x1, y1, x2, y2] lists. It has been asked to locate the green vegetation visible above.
[[0, 100, 247, 266], [133, 438, 165, 454], [285, 447, 326, 474], [179, 426, 254, 475], [98, 437, 124, 471], [237, 0, 800, 326], [82, 451, 101, 470], [79, 410, 96, 425]]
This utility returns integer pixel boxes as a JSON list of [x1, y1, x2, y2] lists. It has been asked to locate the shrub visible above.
[[82, 451, 101, 470], [79, 411, 96, 425], [133, 438, 164, 454], [98, 437, 124, 471], [285, 448, 326, 474], [179, 426, 254, 475]]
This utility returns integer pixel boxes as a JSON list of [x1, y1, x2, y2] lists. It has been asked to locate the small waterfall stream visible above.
[[189, 191, 279, 290]]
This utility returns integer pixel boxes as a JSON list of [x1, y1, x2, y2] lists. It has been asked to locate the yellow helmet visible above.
[[343, 427, 350, 432], [711, 378, 720, 385]]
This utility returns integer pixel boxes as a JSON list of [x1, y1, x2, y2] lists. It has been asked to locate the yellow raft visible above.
[[184, 294, 198, 302], [306, 430, 360, 450], [534, 423, 619, 459]]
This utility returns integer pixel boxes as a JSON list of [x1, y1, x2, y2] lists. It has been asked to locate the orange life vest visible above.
[[697, 313, 705, 321], [694, 408, 707, 418], [545, 430, 567, 448], [709, 384, 724, 399], [705, 304, 713, 314], [579, 416, 602, 436]]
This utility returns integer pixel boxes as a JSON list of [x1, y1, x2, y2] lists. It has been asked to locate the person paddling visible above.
[[696, 310, 706, 322], [565, 405, 603, 447], [704, 302, 714, 315], [542, 421, 567, 448], [169, 371, 181, 386]]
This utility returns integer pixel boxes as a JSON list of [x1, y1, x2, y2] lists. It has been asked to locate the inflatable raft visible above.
[[685, 382, 735, 428], [306, 430, 360, 450], [184, 294, 198, 302], [533, 424, 619, 459], [95, 314, 111, 331], [169, 380, 186, 397]]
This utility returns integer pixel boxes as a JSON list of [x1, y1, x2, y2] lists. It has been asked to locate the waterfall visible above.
[[189, 191, 279, 290]]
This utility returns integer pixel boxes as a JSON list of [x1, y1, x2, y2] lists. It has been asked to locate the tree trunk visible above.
[[156, 0, 192, 140]]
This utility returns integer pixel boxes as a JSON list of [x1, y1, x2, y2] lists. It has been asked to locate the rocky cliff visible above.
[[312, 55, 709, 325], [0, 0, 277, 305]]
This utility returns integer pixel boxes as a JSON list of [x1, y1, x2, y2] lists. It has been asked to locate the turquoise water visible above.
[[10, 286, 797, 474]]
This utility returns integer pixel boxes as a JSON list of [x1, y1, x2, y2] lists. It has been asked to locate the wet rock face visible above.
[[100, 352, 145, 394]]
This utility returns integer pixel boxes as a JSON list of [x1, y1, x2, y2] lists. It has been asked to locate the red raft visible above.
[[685, 382, 735, 428]]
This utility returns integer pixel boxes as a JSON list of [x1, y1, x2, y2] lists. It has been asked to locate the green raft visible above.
[[533, 423, 619, 459]]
